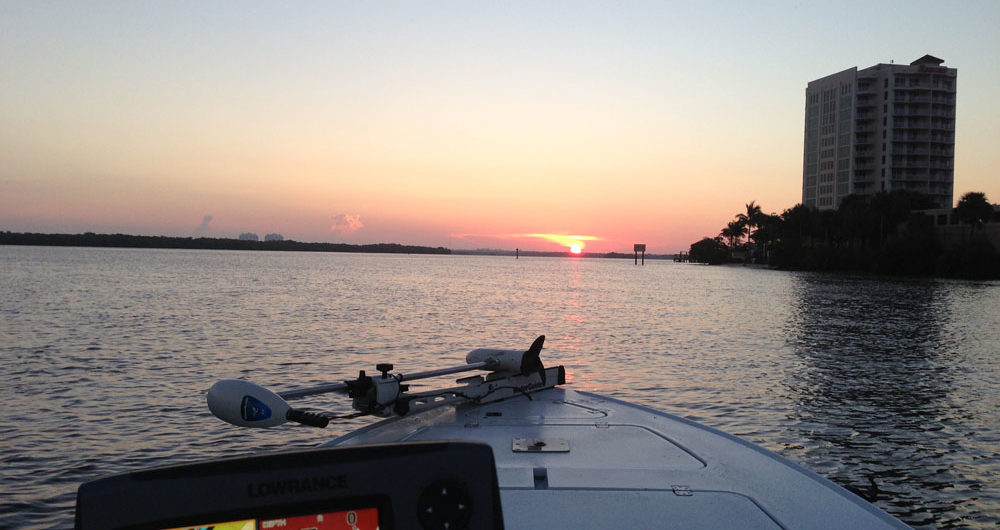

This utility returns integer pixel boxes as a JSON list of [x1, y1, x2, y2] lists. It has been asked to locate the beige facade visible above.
[[802, 55, 957, 210]]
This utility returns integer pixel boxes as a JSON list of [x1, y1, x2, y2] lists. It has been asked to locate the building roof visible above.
[[910, 54, 945, 66]]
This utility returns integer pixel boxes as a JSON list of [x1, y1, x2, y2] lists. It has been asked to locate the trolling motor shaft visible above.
[[207, 336, 560, 428]]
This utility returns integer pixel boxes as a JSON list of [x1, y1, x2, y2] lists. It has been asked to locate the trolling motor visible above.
[[207, 336, 564, 429], [206, 379, 331, 428]]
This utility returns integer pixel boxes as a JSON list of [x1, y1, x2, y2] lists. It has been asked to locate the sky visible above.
[[2, 1, 998, 253]]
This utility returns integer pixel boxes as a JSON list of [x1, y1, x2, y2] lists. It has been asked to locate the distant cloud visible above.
[[330, 213, 364, 234], [194, 215, 213, 236]]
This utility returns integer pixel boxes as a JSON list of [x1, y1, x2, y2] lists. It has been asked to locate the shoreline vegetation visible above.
[[687, 191, 1000, 280], [0, 231, 451, 255], [0, 231, 675, 259], [0, 231, 680, 259]]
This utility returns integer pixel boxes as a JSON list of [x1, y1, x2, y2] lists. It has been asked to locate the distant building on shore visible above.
[[264, 233, 284, 242], [238, 232, 259, 241], [802, 55, 956, 210], [923, 204, 1000, 248]]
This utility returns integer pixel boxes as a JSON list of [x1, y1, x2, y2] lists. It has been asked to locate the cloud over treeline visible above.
[[330, 213, 364, 234], [194, 215, 213, 236]]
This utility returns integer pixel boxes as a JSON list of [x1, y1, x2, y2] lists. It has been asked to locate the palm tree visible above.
[[955, 192, 993, 239], [720, 220, 744, 250], [737, 201, 763, 260]]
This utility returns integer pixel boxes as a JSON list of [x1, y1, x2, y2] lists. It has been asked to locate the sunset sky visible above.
[[2, 1, 998, 253]]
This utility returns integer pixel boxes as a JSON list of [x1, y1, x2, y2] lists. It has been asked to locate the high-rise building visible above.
[[802, 55, 957, 210]]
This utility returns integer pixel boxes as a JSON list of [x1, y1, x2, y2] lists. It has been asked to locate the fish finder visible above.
[[75, 441, 503, 530]]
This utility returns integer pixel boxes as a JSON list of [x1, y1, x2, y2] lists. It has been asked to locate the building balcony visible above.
[[893, 121, 929, 129], [893, 160, 933, 168], [894, 95, 932, 104], [890, 168, 931, 179], [893, 103, 929, 114], [927, 173, 954, 182], [892, 147, 929, 155]]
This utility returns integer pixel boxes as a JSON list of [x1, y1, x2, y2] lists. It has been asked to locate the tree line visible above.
[[688, 191, 999, 279], [0, 231, 451, 255]]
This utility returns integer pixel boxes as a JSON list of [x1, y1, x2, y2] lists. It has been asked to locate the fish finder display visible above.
[[76, 442, 502, 530], [164, 507, 379, 530]]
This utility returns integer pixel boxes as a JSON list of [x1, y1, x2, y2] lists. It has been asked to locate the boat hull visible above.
[[326, 387, 909, 529]]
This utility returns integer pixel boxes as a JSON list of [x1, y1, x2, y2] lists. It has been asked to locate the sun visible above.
[[569, 244, 582, 255]]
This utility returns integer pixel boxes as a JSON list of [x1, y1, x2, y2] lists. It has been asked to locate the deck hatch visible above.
[[672, 485, 693, 496], [512, 438, 570, 453]]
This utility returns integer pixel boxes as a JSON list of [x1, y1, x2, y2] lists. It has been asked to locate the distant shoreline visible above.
[[0, 231, 451, 255], [451, 249, 676, 260], [0, 231, 681, 259]]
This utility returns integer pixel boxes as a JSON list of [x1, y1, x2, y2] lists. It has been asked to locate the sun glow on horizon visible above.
[[522, 233, 599, 253], [451, 232, 604, 252]]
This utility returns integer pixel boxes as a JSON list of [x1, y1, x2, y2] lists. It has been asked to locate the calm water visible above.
[[1, 246, 998, 528]]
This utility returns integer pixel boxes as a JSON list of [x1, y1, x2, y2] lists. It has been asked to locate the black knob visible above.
[[376, 363, 394, 378]]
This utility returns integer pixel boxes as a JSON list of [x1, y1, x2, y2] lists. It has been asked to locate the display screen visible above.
[[163, 507, 379, 530]]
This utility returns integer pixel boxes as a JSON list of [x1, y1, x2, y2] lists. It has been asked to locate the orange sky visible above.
[[2, 3, 998, 253]]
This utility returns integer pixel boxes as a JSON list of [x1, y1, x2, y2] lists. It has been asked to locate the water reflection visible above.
[[784, 275, 993, 527]]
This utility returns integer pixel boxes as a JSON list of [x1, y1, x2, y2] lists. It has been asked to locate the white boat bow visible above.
[[329, 385, 906, 529], [75, 335, 910, 529]]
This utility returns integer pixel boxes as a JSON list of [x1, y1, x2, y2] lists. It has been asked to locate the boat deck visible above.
[[326, 387, 908, 529]]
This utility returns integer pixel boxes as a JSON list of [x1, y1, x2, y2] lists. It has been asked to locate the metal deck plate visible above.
[[512, 438, 570, 453]]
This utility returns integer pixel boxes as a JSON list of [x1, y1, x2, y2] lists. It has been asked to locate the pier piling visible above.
[[634, 244, 646, 265]]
